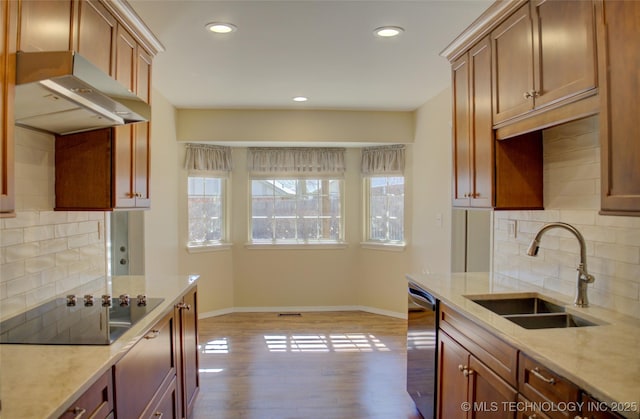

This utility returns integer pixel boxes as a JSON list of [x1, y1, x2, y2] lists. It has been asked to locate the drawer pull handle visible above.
[[68, 407, 87, 419], [154, 412, 163, 418], [144, 329, 160, 339], [177, 302, 192, 311], [531, 367, 555, 385]]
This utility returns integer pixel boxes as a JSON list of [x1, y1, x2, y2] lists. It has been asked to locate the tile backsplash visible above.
[[0, 128, 108, 321], [493, 116, 640, 319]]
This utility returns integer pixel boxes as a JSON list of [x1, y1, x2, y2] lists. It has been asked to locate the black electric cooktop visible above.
[[0, 295, 164, 345]]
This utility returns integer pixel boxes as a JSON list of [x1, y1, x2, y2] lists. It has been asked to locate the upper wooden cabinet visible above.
[[75, 0, 117, 77], [17, 0, 159, 103], [451, 33, 543, 210], [18, 0, 74, 52], [598, 0, 640, 215], [452, 37, 494, 208], [1, 0, 17, 217], [492, 0, 598, 127]]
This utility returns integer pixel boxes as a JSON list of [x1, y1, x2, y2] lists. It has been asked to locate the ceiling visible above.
[[128, 0, 492, 111]]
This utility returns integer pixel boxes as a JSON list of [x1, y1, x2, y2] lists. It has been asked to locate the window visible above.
[[361, 145, 405, 246], [366, 176, 405, 243], [251, 178, 343, 243], [188, 176, 226, 246]]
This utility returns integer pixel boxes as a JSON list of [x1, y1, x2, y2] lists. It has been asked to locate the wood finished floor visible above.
[[192, 311, 422, 419]]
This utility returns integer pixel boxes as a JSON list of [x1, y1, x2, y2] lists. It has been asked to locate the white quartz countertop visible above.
[[407, 272, 640, 419], [0, 274, 198, 419]]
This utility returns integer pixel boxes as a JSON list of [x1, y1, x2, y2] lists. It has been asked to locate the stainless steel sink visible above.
[[471, 296, 565, 315], [503, 313, 599, 329], [467, 294, 604, 329]]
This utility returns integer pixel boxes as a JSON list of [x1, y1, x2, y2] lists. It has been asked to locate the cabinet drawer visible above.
[[144, 376, 179, 419], [114, 310, 177, 418], [518, 353, 579, 419], [59, 369, 113, 419], [516, 394, 551, 419], [439, 303, 518, 386]]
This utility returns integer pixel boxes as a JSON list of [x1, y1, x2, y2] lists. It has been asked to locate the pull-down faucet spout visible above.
[[527, 222, 595, 307]]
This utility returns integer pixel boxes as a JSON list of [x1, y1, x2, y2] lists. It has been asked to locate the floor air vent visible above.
[[278, 313, 302, 317]]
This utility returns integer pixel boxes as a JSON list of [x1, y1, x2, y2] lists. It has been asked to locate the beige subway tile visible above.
[[23, 225, 54, 243], [25, 254, 56, 274], [39, 238, 68, 256], [68, 235, 89, 249], [3, 212, 39, 228], [55, 249, 81, 265], [0, 261, 25, 283], [5, 242, 40, 262], [39, 211, 69, 225], [0, 229, 24, 247], [594, 243, 640, 264], [0, 295, 27, 322], [6, 273, 43, 297], [54, 223, 80, 238]]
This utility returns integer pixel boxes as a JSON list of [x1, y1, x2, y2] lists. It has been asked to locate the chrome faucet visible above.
[[526, 222, 595, 307]]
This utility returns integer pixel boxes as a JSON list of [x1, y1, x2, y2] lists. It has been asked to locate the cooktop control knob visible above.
[[101, 295, 112, 306], [119, 294, 130, 306], [136, 294, 147, 306], [83, 295, 94, 306], [66, 295, 77, 306]]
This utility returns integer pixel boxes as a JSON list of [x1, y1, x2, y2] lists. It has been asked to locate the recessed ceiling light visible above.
[[205, 22, 237, 34], [292, 96, 308, 102], [374, 26, 404, 38]]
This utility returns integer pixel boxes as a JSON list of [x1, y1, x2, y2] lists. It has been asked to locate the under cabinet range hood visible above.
[[15, 51, 151, 135]]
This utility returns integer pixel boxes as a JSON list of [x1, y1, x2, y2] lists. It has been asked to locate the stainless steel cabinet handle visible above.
[[458, 364, 465, 371], [68, 407, 87, 419], [463, 369, 474, 377], [144, 329, 160, 339], [176, 302, 192, 311], [531, 367, 555, 384]]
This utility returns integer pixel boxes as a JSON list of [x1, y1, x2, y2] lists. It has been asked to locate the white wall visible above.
[[493, 116, 640, 319], [409, 87, 455, 275]]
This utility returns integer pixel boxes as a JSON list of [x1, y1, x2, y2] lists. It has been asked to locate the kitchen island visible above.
[[0, 274, 198, 419], [408, 271, 640, 419]]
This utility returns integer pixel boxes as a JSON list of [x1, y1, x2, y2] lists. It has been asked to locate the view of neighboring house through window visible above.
[[251, 178, 343, 243], [366, 176, 404, 243], [184, 144, 232, 248], [188, 176, 225, 245], [361, 145, 405, 245]]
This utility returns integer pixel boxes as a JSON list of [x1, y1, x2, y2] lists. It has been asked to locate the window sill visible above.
[[245, 242, 348, 250], [186, 243, 232, 253], [360, 242, 406, 252]]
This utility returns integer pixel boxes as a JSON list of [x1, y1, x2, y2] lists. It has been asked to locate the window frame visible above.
[[363, 175, 405, 248], [186, 174, 231, 251], [248, 176, 346, 246]]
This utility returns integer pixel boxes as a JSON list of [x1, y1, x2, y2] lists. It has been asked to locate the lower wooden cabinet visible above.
[[114, 309, 177, 419], [438, 330, 517, 419], [176, 287, 200, 419], [58, 369, 113, 419], [111, 286, 198, 419], [435, 304, 624, 419]]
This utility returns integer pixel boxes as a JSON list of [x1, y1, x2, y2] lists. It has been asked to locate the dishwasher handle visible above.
[[408, 281, 436, 311]]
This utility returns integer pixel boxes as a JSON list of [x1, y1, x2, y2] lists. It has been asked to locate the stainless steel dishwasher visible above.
[[407, 279, 438, 419]]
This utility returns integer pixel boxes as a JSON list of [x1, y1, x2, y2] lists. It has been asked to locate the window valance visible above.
[[184, 144, 232, 175], [361, 145, 405, 176], [248, 147, 346, 175]]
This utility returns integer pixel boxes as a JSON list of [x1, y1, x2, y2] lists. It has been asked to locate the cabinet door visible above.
[[145, 377, 179, 419], [19, 0, 73, 52], [492, 3, 534, 124], [113, 125, 136, 208], [469, 37, 493, 208], [136, 47, 152, 103], [58, 369, 113, 419], [76, 0, 117, 76], [0, 0, 16, 216], [452, 54, 471, 207], [115, 310, 177, 419], [531, 0, 597, 109], [134, 123, 151, 207], [115, 25, 136, 93], [438, 331, 470, 419], [468, 356, 517, 419], [177, 288, 200, 419], [599, 0, 640, 214]]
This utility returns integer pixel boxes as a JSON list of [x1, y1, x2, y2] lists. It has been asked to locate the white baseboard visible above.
[[199, 305, 406, 320]]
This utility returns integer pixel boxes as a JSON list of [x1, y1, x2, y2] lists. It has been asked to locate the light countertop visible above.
[[0, 274, 198, 419], [407, 271, 640, 419]]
